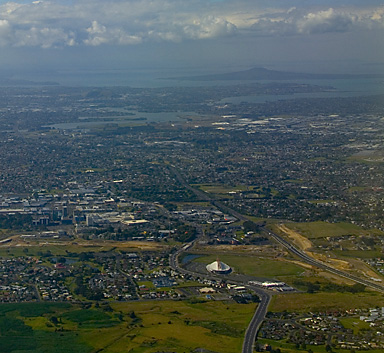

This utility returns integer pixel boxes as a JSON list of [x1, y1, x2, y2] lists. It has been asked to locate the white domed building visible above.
[[206, 259, 232, 274]]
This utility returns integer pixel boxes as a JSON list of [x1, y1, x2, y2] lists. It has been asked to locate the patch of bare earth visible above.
[[277, 224, 384, 283], [195, 244, 281, 257]]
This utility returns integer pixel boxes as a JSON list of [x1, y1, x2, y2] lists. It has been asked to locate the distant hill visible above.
[[168, 67, 380, 81]]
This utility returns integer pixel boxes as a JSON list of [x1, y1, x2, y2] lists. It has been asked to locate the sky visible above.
[[0, 0, 383, 76]]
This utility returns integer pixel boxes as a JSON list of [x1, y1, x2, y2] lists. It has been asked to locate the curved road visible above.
[[266, 228, 384, 293], [169, 241, 272, 353], [168, 165, 384, 352]]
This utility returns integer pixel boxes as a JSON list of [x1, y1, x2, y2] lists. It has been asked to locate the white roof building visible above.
[[206, 259, 232, 274]]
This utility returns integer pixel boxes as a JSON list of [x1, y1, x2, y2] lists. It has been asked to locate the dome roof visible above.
[[206, 260, 231, 274]]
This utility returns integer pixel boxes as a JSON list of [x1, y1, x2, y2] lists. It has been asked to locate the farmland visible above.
[[0, 301, 255, 353], [285, 221, 383, 239], [270, 292, 384, 313]]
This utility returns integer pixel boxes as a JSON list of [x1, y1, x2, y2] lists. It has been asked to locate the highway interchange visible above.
[[168, 241, 272, 353], [171, 228, 384, 353], [169, 166, 384, 352]]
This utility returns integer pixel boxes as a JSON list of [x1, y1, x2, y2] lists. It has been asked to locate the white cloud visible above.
[[247, 7, 384, 36], [297, 8, 356, 34], [13, 27, 76, 48], [182, 16, 237, 40], [0, 1, 382, 48], [0, 19, 11, 46], [84, 20, 142, 46]]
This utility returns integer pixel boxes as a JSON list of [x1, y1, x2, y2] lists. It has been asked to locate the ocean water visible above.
[[11, 69, 384, 104], [219, 78, 384, 104], [21, 69, 383, 130], [11, 68, 217, 88]]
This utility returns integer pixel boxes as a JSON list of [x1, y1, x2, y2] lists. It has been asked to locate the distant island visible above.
[[166, 67, 381, 81], [0, 78, 60, 86]]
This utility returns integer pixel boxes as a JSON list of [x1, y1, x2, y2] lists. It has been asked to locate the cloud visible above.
[[249, 7, 384, 36], [0, 1, 382, 48], [14, 27, 76, 48], [0, 20, 11, 46], [297, 8, 356, 34], [84, 21, 142, 46], [182, 16, 237, 40]]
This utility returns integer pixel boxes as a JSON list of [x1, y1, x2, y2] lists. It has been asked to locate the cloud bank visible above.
[[0, 0, 382, 48]]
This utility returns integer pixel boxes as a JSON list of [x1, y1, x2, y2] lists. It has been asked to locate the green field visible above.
[[257, 339, 324, 353], [349, 150, 384, 164], [333, 249, 383, 259], [0, 303, 91, 353], [194, 254, 305, 278], [0, 244, 116, 258], [109, 300, 254, 353], [0, 300, 255, 353], [270, 292, 384, 312], [308, 199, 334, 204], [285, 221, 383, 239], [174, 201, 213, 208], [62, 309, 120, 328], [0, 241, 166, 258], [339, 317, 371, 335], [348, 186, 370, 193], [195, 183, 254, 194]]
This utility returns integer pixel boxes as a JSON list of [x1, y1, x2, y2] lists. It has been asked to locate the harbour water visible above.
[[10, 68, 384, 115]]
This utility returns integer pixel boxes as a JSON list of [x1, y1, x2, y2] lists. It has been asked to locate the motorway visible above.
[[169, 241, 272, 353], [170, 166, 248, 222], [170, 228, 384, 352], [266, 228, 384, 293], [170, 166, 275, 352], [168, 165, 384, 352], [241, 288, 271, 353], [171, 166, 384, 292]]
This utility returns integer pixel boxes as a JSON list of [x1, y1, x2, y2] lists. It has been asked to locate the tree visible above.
[[174, 224, 196, 242], [306, 282, 320, 293], [350, 283, 365, 293], [50, 316, 59, 325]]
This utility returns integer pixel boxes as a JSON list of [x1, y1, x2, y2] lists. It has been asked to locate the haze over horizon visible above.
[[0, 0, 383, 77]]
